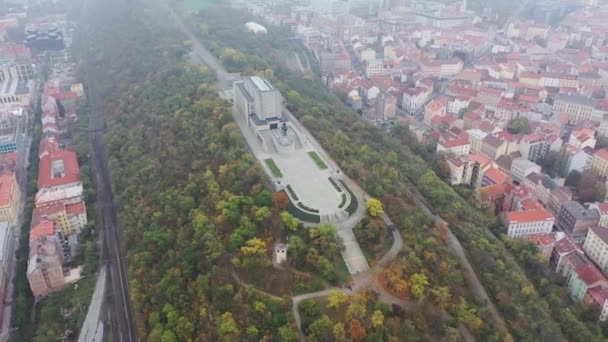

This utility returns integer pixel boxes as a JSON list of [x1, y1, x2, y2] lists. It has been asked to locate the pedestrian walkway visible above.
[[78, 266, 106, 342]]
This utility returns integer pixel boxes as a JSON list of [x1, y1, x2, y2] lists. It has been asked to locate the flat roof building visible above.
[[234, 76, 283, 122]]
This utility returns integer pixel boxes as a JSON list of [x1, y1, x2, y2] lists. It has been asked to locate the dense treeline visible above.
[[191, 4, 607, 341], [191, 5, 503, 341], [80, 0, 303, 340]]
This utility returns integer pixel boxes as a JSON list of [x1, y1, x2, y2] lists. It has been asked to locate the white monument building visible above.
[[233, 76, 304, 154]]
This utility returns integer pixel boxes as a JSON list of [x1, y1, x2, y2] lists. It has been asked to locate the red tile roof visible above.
[[506, 208, 554, 224], [38, 150, 81, 190], [588, 286, 608, 306], [0, 173, 16, 208], [521, 199, 543, 211], [479, 183, 511, 200], [32, 202, 66, 227], [594, 149, 608, 162], [554, 235, 580, 255], [484, 167, 508, 185], [575, 263, 607, 286], [528, 233, 555, 246], [29, 220, 55, 244], [595, 203, 608, 215], [66, 201, 86, 215], [469, 152, 491, 167], [439, 137, 468, 148]]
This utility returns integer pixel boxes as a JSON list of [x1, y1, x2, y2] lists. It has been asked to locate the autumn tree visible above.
[[281, 211, 299, 232], [371, 310, 384, 330], [348, 319, 367, 341], [345, 293, 368, 321], [576, 171, 607, 203], [218, 312, 240, 341], [327, 290, 349, 310], [431, 286, 452, 313], [237, 238, 270, 268], [454, 298, 483, 333], [333, 322, 346, 342], [272, 191, 289, 209], [410, 273, 429, 299], [366, 198, 384, 217]]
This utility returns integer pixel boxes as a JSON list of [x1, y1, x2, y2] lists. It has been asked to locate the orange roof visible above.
[[439, 136, 469, 148], [66, 201, 86, 215], [469, 152, 491, 167], [506, 208, 554, 224], [479, 183, 510, 199], [528, 233, 555, 246], [2, 152, 17, 164], [484, 167, 508, 185], [38, 150, 81, 190], [595, 149, 608, 162], [595, 203, 608, 215], [32, 202, 65, 227], [29, 220, 55, 244], [0, 173, 16, 207], [521, 199, 543, 211]]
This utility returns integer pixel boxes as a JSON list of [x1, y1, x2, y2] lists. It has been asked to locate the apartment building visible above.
[[591, 149, 608, 178], [27, 221, 66, 299], [0, 172, 20, 225], [553, 93, 597, 124], [501, 207, 555, 238], [583, 226, 608, 274], [556, 201, 600, 242]]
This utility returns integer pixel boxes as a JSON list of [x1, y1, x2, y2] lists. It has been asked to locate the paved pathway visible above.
[[167, 7, 476, 341], [78, 266, 107, 342], [407, 188, 509, 336]]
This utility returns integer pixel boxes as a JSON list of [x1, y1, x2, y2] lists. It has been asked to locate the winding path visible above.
[[165, 5, 478, 341], [407, 188, 509, 336]]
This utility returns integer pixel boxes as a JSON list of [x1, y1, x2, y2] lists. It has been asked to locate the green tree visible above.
[[161, 330, 178, 342], [300, 299, 321, 318], [410, 273, 429, 299], [307, 315, 333, 341], [576, 171, 607, 203], [218, 312, 240, 341], [565, 170, 582, 188], [281, 211, 299, 232], [507, 116, 531, 134], [431, 286, 451, 312], [279, 325, 299, 342]]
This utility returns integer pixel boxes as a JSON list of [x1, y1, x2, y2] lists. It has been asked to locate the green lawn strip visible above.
[[338, 193, 347, 208], [328, 177, 342, 192], [264, 158, 283, 177], [308, 151, 328, 170], [339, 180, 358, 215], [282, 191, 320, 223], [297, 202, 319, 213], [286, 184, 298, 200]]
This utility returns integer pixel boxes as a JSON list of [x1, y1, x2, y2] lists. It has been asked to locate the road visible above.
[[78, 0, 138, 340], [165, 5, 239, 88]]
